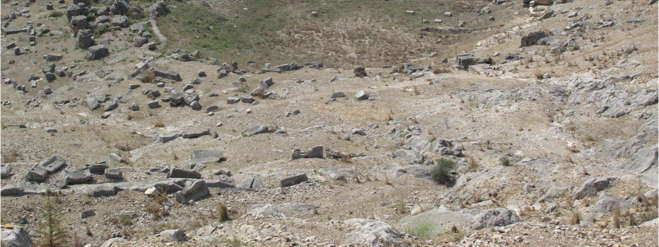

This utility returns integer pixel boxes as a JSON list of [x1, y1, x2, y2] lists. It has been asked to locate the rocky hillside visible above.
[[1, 0, 657, 246]]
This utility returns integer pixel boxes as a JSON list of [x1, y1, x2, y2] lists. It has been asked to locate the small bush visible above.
[[94, 24, 111, 37], [86, 12, 96, 22], [405, 223, 435, 240], [467, 157, 478, 171], [431, 158, 456, 186], [570, 210, 581, 225], [2, 149, 20, 163], [218, 203, 230, 223], [119, 215, 132, 226], [142, 71, 156, 83], [153, 120, 165, 128], [500, 157, 512, 167], [49, 11, 64, 18], [395, 200, 407, 214], [37, 190, 68, 247]]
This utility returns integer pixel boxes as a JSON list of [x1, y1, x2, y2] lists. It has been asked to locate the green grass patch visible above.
[[156, 0, 478, 67], [405, 223, 435, 240]]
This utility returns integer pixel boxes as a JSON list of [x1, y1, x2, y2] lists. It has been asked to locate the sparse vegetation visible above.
[[500, 156, 512, 167], [37, 190, 68, 247], [146, 192, 170, 220], [142, 71, 156, 83], [406, 223, 435, 240], [157, 0, 482, 67], [153, 120, 165, 128], [431, 158, 456, 186], [218, 203, 230, 223], [570, 210, 581, 225], [49, 11, 64, 18], [395, 200, 408, 214], [2, 149, 20, 163], [94, 24, 112, 37]]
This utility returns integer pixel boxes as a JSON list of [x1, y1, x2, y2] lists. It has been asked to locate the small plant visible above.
[[86, 12, 96, 22], [431, 158, 456, 186], [405, 223, 435, 240], [238, 85, 250, 93], [613, 206, 621, 228], [467, 156, 479, 171], [119, 215, 132, 226], [570, 210, 581, 225], [142, 71, 156, 83], [37, 190, 68, 247], [2, 149, 20, 163], [146, 192, 170, 220], [435, 225, 464, 243], [218, 237, 242, 247], [395, 200, 408, 214], [49, 11, 64, 18], [72, 232, 83, 247], [94, 24, 111, 37], [500, 156, 512, 167], [153, 120, 165, 128], [218, 203, 230, 223]]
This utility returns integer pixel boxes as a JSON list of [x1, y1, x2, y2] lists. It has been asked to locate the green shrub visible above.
[[94, 24, 111, 37], [87, 12, 96, 22], [431, 158, 456, 186]]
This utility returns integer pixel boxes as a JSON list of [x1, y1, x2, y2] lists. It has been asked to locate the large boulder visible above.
[[40, 156, 67, 174], [456, 53, 476, 70], [1, 184, 25, 196], [175, 180, 209, 203], [111, 15, 129, 27], [158, 132, 180, 143], [319, 167, 355, 180], [621, 146, 658, 187], [1, 226, 32, 247], [86, 45, 109, 60], [190, 149, 225, 163], [153, 69, 182, 81], [280, 174, 308, 187], [67, 5, 88, 21], [65, 171, 93, 185], [111, 0, 131, 15], [472, 208, 520, 229], [344, 218, 402, 246], [149, 0, 170, 17], [70, 15, 89, 31], [168, 168, 201, 179], [353, 67, 368, 77], [249, 78, 274, 96], [181, 128, 210, 139], [291, 146, 324, 160], [79, 184, 118, 197], [572, 177, 615, 199], [26, 167, 48, 182], [76, 29, 94, 49], [160, 229, 186, 242], [242, 125, 272, 137], [521, 31, 548, 47], [1, 164, 13, 179]]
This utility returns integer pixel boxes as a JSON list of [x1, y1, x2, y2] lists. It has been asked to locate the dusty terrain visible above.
[[1, 0, 657, 246]]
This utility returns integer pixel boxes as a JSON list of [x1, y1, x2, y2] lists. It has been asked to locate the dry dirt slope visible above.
[[0, 0, 658, 246]]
